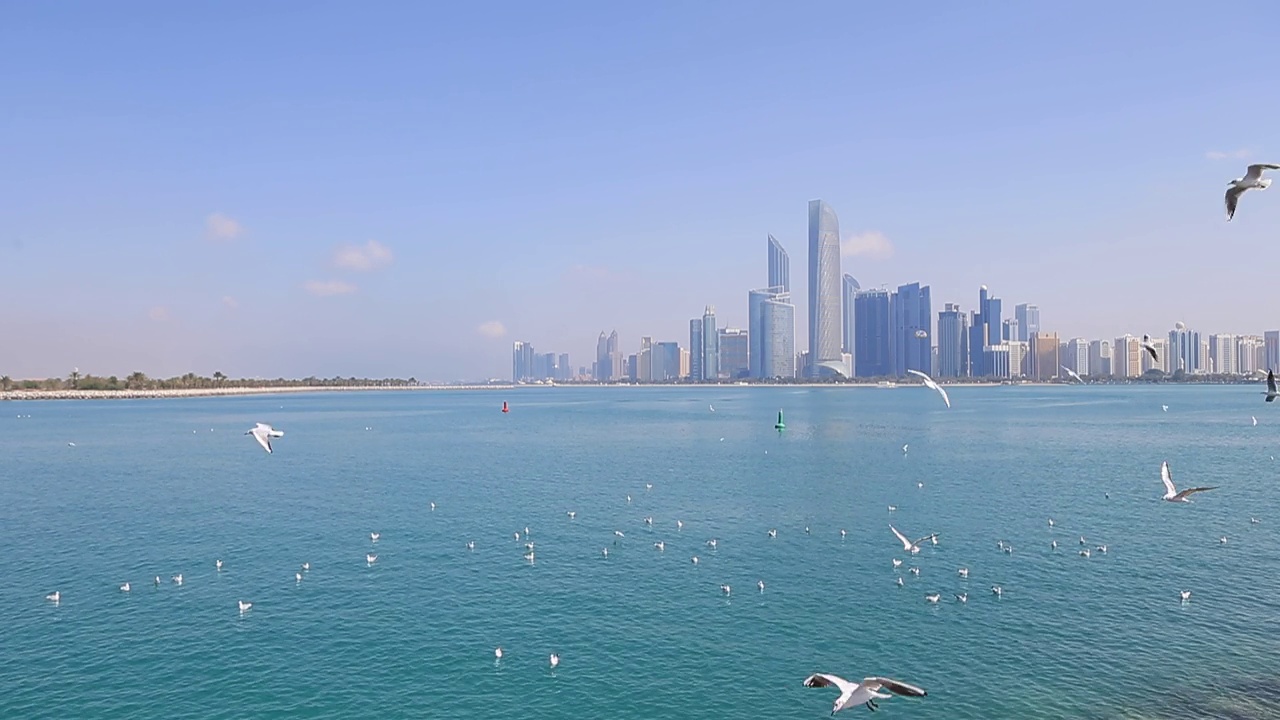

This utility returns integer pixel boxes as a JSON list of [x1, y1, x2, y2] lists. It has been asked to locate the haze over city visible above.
[[3, 2, 1279, 382]]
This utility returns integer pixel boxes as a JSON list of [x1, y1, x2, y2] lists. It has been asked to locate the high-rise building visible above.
[[1267, 331, 1280, 371], [558, 353, 571, 380], [1237, 335, 1264, 375], [679, 348, 690, 379], [750, 287, 795, 380], [807, 199, 844, 377], [1007, 341, 1029, 378], [969, 286, 1002, 376], [1167, 322, 1201, 374], [1028, 332, 1060, 381], [891, 282, 932, 377], [654, 342, 679, 381], [1065, 338, 1089, 375], [638, 337, 654, 382], [1113, 335, 1142, 378], [985, 344, 1011, 378], [1015, 304, 1039, 342], [689, 319, 703, 382], [1088, 340, 1112, 377], [1210, 334, 1238, 375], [595, 332, 609, 381], [1002, 318, 1019, 343], [937, 303, 968, 378], [768, 235, 790, 293], [842, 274, 860, 357], [701, 306, 719, 381], [854, 289, 892, 378], [718, 328, 749, 379], [512, 341, 536, 382]]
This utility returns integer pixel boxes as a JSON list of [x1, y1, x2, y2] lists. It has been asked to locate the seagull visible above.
[[153, 576, 160, 586], [1080, 549, 1091, 558], [245, 422, 283, 454], [67, 442, 75, 447], [892, 559, 903, 569], [958, 567, 969, 578], [295, 572, 302, 582], [626, 495, 631, 504], [120, 582, 130, 592], [768, 529, 777, 538], [709, 404, 715, 413], [549, 653, 559, 669], [301, 562, 310, 571], [992, 585, 1003, 597], [758, 580, 766, 592], [524, 551, 535, 562], [1138, 335, 1160, 364], [840, 529, 847, 539], [677, 520, 684, 531], [887, 505, 897, 512], [1051, 540, 1058, 550], [366, 554, 377, 564], [720, 584, 731, 595], [370, 532, 380, 542], [889, 524, 936, 555], [1219, 536, 1228, 544], [925, 593, 941, 603], [644, 517, 653, 526], [909, 567, 920, 576], [1160, 461, 1218, 503], [802, 674, 928, 714], [1253, 416, 1260, 426], [645, 483, 653, 491], [172, 574, 183, 585], [45, 591, 60, 603], [1079, 536, 1087, 545], [495, 647, 503, 660], [1180, 590, 1192, 602], [215, 559, 223, 571], [466, 541, 475, 550], [1060, 366, 1085, 384], [238, 600, 252, 613], [896, 577, 904, 587], [614, 530, 625, 539], [706, 539, 718, 549], [1264, 370, 1278, 402], [514, 532, 521, 541], [1162, 405, 1169, 412], [902, 444, 909, 454], [1252, 517, 1261, 524], [602, 548, 608, 558], [653, 541, 665, 552], [1225, 163, 1280, 220], [566, 511, 576, 519], [430, 502, 436, 511], [1097, 545, 1108, 554], [691, 556, 698, 564], [906, 369, 951, 408], [1048, 518, 1055, 527]]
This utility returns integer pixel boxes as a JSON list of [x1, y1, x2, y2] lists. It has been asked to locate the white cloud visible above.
[[841, 231, 894, 260], [221, 295, 239, 310], [304, 279, 357, 297], [476, 320, 507, 338], [333, 240, 393, 271], [1206, 149, 1250, 160], [148, 306, 171, 322], [205, 213, 244, 241]]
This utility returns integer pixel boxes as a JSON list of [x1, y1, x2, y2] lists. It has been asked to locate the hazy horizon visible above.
[[4, 2, 1280, 382]]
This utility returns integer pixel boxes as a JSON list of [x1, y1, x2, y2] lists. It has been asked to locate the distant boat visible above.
[[774, 409, 786, 430], [502, 401, 509, 414]]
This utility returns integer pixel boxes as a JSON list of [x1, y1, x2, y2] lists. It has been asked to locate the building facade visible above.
[[807, 199, 844, 377]]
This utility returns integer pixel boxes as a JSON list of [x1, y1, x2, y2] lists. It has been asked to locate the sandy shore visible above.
[[0, 385, 511, 401]]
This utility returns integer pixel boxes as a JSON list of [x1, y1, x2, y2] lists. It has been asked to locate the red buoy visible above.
[[502, 401, 509, 413]]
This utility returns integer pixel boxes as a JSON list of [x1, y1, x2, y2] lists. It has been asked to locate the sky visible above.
[[3, 1, 1280, 381]]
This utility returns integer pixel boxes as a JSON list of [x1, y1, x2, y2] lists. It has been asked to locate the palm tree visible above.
[[0, 375, 11, 391], [69, 368, 80, 389], [126, 371, 148, 390], [213, 371, 226, 384]]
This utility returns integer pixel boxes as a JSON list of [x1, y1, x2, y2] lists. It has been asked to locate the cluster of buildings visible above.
[[512, 200, 1280, 383]]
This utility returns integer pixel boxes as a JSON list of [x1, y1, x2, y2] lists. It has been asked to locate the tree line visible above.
[[0, 372, 420, 392]]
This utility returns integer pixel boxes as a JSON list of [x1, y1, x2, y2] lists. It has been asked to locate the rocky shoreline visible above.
[[0, 385, 510, 401]]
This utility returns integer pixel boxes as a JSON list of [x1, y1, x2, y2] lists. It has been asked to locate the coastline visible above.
[[0, 385, 510, 401]]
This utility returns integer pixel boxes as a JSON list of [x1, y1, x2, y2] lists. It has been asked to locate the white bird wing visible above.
[[1226, 184, 1247, 220], [889, 524, 913, 550], [250, 427, 273, 453], [936, 384, 951, 408], [1246, 163, 1280, 179], [913, 532, 938, 547], [1160, 461, 1176, 496], [804, 673, 856, 696], [865, 677, 928, 698], [906, 369, 930, 384]]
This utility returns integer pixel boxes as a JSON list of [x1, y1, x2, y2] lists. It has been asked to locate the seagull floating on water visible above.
[[803, 673, 928, 714], [992, 585, 1003, 597], [46, 591, 60, 603], [245, 423, 283, 454], [768, 529, 777, 538], [295, 572, 302, 582], [1225, 163, 1280, 220], [238, 600, 252, 613], [889, 524, 936, 555], [1180, 590, 1192, 602], [758, 580, 765, 592], [1160, 461, 1218, 503], [925, 593, 940, 603], [958, 567, 969, 578], [366, 554, 377, 564], [566, 511, 576, 519], [653, 541, 665, 552], [215, 559, 223, 571], [370, 532, 380, 542], [172, 574, 183, 585], [691, 556, 698, 564], [120, 582, 130, 592], [720, 584, 731, 595], [495, 647, 503, 660], [906, 369, 951, 408], [301, 562, 310, 571], [549, 653, 559, 669], [955, 592, 968, 603]]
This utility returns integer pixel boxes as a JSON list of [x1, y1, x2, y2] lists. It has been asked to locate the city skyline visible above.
[[4, 4, 1280, 381]]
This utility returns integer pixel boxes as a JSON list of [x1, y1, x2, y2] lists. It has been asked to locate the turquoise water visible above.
[[2, 385, 1279, 719]]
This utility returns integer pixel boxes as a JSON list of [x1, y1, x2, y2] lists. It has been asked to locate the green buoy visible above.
[[774, 409, 785, 430]]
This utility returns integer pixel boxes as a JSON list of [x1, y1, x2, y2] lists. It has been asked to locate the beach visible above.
[[0, 385, 510, 401]]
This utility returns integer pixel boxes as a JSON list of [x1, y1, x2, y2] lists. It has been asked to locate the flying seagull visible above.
[[1060, 366, 1085, 384], [1140, 336, 1159, 364], [803, 673, 927, 714], [1160, 461, 1218, 503], [1264, 370, 1278, 403], [245, 423, 283, 454], [1225, 163, 1280, 221], [905, 369, 950, 408], [889, 524, 936, 555]]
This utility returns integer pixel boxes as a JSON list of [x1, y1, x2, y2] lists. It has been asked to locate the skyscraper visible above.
[[842, 274, 860, 358], [512, 341, 536, 382], [853, 289, 892, 378], [937, 303, 968, 378], [1065, 338, 1089, 375], [968, 286, 1001, 376], [655, 342, 679, 381], [1028, 332, 1059, 381], [807, 199, 844, 377], [890, 282, 931, 377], [1088, 340, 1111, 377], [1113, 335, 1142, 378], [595, 332, 609, 381], [638, 336, 653, 382], [689, 319, 703, 382], [768, 235, 790, 292], [1266, 331, 1280, 371], [1168, 322, 1201, 374], [701, 306, 719, 381], [718, 328, 749, 379], [1015, 304, 1039, 342], [558, 353, 571, 380]]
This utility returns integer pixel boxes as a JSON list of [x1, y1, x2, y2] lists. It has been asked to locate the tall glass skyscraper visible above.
[[969, 286, 1002, 376], [937, 303, 968, 378], [1015, 303, 1039, 342], [750, 287, 795, 380], [842, 274, 860, 358], [1168, 322, 1201, 374], [807, 200, 844, 377], [891, 282, 932, 377], [701, 306, 719, 381], [688, 319, 703, 382], [768, 235, 790, 293], [853, 289, 891, 378]]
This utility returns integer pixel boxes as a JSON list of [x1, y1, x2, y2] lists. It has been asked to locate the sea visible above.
[[2, 384, 1278, 719]]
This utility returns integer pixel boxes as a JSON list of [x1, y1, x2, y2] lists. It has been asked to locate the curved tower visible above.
[[807, 199, 844, 377]]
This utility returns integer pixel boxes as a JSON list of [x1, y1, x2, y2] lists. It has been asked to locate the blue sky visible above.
[[3, 1, 1279, 381]]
